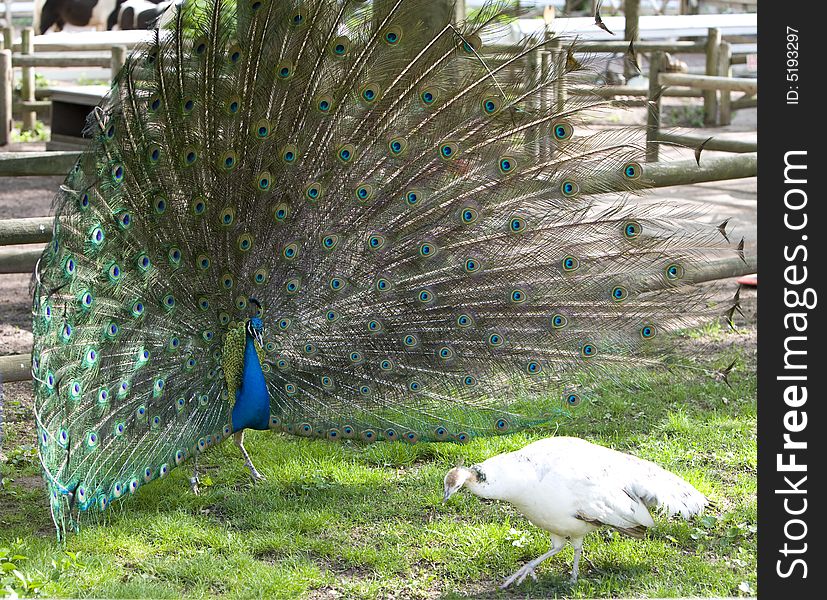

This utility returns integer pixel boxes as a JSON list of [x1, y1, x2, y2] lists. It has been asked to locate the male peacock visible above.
[[31, 0, 737, 536]]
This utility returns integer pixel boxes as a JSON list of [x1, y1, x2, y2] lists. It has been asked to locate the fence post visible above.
[[21, 27, 36, 132], [645, 51, 663, 163], [718, 40, 732, 126], [111, 45, 127, 82], [2, 27, 12, 52], [0, 49, 11, 146], [704, 27, 721, 126]]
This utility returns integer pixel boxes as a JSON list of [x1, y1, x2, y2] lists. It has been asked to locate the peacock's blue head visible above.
[[247, 317, 264, 347]]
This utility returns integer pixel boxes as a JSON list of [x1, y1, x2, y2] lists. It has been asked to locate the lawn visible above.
[[1, 331, 756, 599]]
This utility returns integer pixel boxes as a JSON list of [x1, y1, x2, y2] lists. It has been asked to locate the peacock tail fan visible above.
[[31, 0, 738, 535]]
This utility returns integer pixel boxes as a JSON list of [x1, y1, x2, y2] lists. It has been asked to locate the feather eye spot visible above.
[[551, 314, 568, 329], [420, 89, 437, 106], [566, 393, 582, 407], [403, 334, 418, 347], [276, 61, 294, 80], [354, 184, 374, 202], [273, 204, 289, 222], [149, 96, 161, 112], [282, 242, 298, 260], [509, 217, 526, 233], [462, 34, 482, 53], [404, 189, 421, 206], [623, 162, 642, 180], [612, 286, 629, 302], [368, 234, 385, 249], [367, 319, 382, 332], [326, 310, 339, 322], [418, 289, 434, 303], [482, 97, 501, 114], [408, 380, 422, 392], [183, 98, 195, 113], [257, 171, 271, 191], [222, 273, 234, 289], [526, 361, 542, 374], [383, 26, 402, 45], [281, 144, 298, 164], [389, 137, 407, 156], [487, 332, 504, 347], [439, 142, 458, 160], [495, 418, 510, 432], [286, 278, 301, 294], [438, 346, 454, 360], [278, 318, 291, 331], [623, 220, 641, 238], [305, 182, 322, 201], [562, 256, 579, 272], [581, 343, 597, 358], [498, 156, 515, 174], [552, 121, 573, 141], [461, 207, 478, 224], [510, 289, 526, 303], [561, 180, 579, 197], [640, 325, 657, 339], [349, 351, 363, 364], [360, 83, 380, 103], [330, 277, 345, 291], [463, 258, 480, 273], [665, 263, 685, 281], [419, 242, 436, 258], [322, 234, 339, 250], [457, 313, 473, 328], [337, 144, 355, 163]]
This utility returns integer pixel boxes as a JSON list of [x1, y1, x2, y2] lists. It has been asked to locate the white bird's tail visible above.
[[625, 456, 708, 520]]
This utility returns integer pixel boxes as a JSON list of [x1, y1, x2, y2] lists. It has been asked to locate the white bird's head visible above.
[[443, 461, 484, 502]]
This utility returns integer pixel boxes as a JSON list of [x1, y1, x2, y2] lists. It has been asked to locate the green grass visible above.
[[1, 347, 756, 599]]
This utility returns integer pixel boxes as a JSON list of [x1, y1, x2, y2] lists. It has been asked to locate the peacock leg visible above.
[[500, 534, 567, 589], [189, 454, 200, 495], [569, 538, 584, 584], [233, 430, 266, 481]]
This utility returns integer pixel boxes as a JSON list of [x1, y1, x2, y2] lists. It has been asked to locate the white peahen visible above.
[[443, 436, 708, 587]]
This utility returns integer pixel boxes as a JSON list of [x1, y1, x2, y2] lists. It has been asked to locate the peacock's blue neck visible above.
[[231, 334, 271, 432]]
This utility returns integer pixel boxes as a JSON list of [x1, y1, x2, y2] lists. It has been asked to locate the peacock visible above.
[[31, 0, 738, 537]]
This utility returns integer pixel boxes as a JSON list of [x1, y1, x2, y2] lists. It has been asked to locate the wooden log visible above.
[[0, 245, 42, 274], [0, 217, 54, 245], [570, 85, 703, 98], [0, 353, 31, 384], [718, 40, 733, 125], [577, 152, 756, 195], [20, 27, 36, 132], [654, 131, 757, 153], [575, 40, 706, 53], [731, 95, 757, 109], [2, 27, 11, 52], [0, 151, 81, 176], [0, 48, 10, 146], [703, 27, 721, 125], [12, 52, 112, 68], [645, 51, 664, 163], [658, 72, 757, 94]]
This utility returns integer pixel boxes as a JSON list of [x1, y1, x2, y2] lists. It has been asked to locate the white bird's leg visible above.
[[189, 454, 200, 495], [569, 538, 585, 584], [500, 535, 567, 589], [234, 431, 266, 481]]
